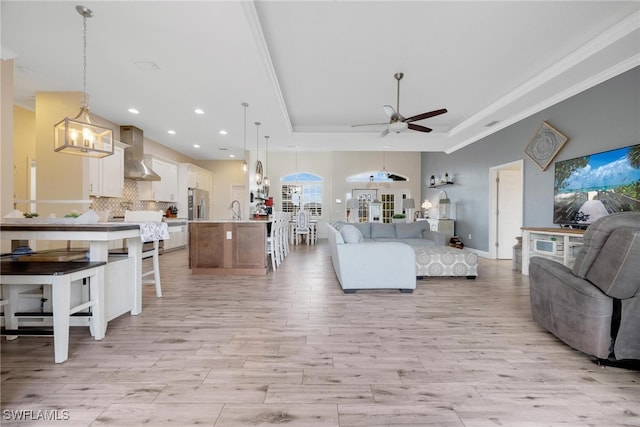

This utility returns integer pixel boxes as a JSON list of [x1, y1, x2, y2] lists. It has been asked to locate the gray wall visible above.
[[421, 66, 640, 252]]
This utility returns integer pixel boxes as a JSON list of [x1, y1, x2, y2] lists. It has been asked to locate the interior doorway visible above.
[[489, 160, 523, 259]]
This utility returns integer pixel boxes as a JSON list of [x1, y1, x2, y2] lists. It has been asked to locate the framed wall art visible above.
[[524, 121, 569, 171]]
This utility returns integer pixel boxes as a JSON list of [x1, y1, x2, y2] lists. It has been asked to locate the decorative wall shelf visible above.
[[428, 182, 454, 189]]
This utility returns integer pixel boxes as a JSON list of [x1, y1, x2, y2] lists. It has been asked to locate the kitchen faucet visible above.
[[230, 200, 241, 220]]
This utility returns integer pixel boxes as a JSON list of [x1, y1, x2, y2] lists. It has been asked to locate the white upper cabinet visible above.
[[88, 142, 125, 198], [138, 157, 179, 202]]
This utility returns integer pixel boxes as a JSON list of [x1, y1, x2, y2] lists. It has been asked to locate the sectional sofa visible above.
[[327, 221, 447, 293]]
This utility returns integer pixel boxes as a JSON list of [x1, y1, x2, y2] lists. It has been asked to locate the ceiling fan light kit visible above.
[[353, 72, 447, 138]]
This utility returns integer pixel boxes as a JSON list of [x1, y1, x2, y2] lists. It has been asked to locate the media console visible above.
[[521, 227, 584, 276]]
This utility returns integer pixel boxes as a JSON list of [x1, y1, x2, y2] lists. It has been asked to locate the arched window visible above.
[[281, 172, 323, 217]]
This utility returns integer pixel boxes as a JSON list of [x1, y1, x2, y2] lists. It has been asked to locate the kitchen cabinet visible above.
[[138, 157, 179, 202], [88, 142, 125, 198], [164, 222, 188, 251]]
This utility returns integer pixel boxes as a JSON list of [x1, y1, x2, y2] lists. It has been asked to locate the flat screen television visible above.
[[553, 143, 640, 227]]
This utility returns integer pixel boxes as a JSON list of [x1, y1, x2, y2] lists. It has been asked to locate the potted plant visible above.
[[392, 213, 406, 223]]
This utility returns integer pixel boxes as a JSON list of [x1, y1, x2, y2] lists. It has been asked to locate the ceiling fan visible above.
[[352, 72, 447, 138]]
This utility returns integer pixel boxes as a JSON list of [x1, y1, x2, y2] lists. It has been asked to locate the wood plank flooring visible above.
[[2, 241, 639, 426]]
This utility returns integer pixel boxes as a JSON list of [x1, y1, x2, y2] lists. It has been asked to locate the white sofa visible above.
[[327, 221, 446, 293]]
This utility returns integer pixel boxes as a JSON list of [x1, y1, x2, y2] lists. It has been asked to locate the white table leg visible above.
[[89, 241, 109, 262], [3, 285, 20, 341], [126, 237, 143, 315], [89, 266, 106, 340], [51, 276, 71, 363]]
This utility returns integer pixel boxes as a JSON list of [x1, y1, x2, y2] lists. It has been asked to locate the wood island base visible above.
[[189, 221, 268, 275]]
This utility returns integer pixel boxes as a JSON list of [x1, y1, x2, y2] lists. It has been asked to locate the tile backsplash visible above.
[[91, 179, 173, 219]]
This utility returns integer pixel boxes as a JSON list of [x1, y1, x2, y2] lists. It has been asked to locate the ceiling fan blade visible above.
[[351, 122, 389, 127], [383, 105, 397, 118], [404, 108, 448, 123], [408, 123, 432, 133], [378, 128, 390, 138]]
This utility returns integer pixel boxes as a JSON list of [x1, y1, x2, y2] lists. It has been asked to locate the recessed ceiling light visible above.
[[194, 108, 204, 115], [218, 147, 228, 151], [219, 130, 228, 135], [167, 130, 176, 135], [128, 108, 139, 114], [485, 120, 500, 127], [229, 154, 236, 158], [193, 144, 200, 148]]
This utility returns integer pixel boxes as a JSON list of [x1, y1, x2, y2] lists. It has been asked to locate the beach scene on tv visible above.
[[554, 144, 640, 226]]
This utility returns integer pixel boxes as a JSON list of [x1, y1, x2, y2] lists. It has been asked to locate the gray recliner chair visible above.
[[529, 211, 640, 361]]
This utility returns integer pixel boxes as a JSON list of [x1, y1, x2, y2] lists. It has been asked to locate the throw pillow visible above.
[[341, 224, 364, 243]]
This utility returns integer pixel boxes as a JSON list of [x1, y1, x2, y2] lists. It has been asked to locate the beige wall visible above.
[[196, 159, 248, 220], [1, 59, 15, 252], [34, 92, 89, 217], [12, 106, 35, 204]]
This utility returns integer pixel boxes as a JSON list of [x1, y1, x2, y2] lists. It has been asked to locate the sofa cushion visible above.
[[395, 222, 426, 239], [341, 225, 364, 244], [371, 223, 396, 239], [353, 222, 371, 239]]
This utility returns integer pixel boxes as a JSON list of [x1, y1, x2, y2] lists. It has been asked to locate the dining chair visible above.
[[124, 210, 163, 297], [295, 210, 311, 245]]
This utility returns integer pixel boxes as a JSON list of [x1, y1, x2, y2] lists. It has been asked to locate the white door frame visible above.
[[488, 159, 523, 259]]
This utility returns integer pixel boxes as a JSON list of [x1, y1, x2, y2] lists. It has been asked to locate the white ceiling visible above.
[[2, 1, 639, 160]]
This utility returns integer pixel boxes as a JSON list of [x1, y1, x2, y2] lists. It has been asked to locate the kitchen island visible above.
[[189, 220, 268, 275]]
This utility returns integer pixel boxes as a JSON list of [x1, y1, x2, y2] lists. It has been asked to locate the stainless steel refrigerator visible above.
[[188, 188, 209, 221]]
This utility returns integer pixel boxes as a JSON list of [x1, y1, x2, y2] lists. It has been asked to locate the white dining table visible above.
[[0, 222, 174, 325]]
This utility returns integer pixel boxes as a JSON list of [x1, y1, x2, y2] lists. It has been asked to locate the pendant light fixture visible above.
[[54, 5, 114, 158], [263, 135, 270, 187], [254, 122, 262, 186], [241, 102, 249, 173]]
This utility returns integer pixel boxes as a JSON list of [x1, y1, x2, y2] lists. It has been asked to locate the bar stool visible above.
[[123, 210, 163, 297]]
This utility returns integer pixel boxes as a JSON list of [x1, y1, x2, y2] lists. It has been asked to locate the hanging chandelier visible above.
[[241, 102, 248, 173], [54, 5, 114, 158]]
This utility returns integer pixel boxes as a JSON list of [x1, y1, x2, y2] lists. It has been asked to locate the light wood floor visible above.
[[2, 241, 639, 426]]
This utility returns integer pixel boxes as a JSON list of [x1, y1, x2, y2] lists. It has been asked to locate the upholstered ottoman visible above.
[[414, 246, 478, 279]]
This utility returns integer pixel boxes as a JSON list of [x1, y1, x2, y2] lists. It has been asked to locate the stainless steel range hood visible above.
[[120, 125, 161, 181]]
